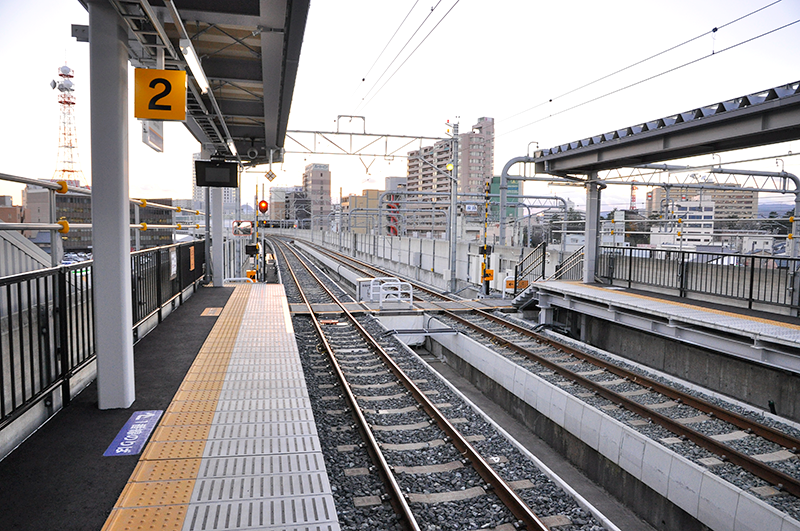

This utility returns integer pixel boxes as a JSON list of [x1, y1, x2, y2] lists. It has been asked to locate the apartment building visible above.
[[458, 117, 494, 195]]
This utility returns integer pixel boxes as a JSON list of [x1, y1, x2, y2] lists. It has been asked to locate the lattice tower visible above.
[[52, 64, 87, 187]]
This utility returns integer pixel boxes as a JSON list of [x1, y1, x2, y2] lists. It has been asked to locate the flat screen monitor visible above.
[[195, 160, 239, 188]]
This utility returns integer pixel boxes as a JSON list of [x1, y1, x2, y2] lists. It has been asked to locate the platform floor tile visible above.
[[103, 285, 340, 531]]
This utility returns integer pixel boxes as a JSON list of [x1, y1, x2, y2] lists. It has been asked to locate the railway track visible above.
[[270, 237, 612, 531], [287, 238, 800, 516]]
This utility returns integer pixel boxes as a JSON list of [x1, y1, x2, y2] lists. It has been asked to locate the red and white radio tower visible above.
[[51, 64, 88, 187]]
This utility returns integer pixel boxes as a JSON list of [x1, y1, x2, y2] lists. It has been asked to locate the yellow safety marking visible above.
[[159, 411, 216, 426], [102, 285, 251, 531], [151, 425, 213, 442], [165, 400, 219, 413], [584, 284, 800, 330], [102, 506, 188, 531], [115, 479, 196, 507], [172, 389, 225, 401], [181, 372, 228, 382], [129, 459, 203, 482], [140, 440, 208, 461], [179, 380, 225, 391]]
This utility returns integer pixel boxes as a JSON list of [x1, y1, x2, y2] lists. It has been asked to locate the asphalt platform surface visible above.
[[0, 285, 233, 531]]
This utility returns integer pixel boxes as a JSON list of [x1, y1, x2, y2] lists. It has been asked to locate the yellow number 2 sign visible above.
[[134, 68, 187, 121]]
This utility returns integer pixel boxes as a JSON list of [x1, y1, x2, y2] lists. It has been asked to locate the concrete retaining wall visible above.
[[580, 314, 800, 423], [425, 324, 800, 531]]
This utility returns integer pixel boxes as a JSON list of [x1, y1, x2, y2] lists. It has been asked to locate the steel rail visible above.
[[460, 310, 800, 453], [297, 239, 451, 303], [442, 311, 800, 498], [277, 239, 549, 531], [297, 238, 800, 497], [272, 240, 422, 531]]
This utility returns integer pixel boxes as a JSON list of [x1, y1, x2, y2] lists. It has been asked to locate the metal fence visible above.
[[597, 246, 800, 310], [131, 241, 206, 331], [1, 240, 205, 431]]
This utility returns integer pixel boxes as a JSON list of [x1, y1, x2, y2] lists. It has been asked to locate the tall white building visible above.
[[406, 117, 494, 198], [405, 117, 495, 235], [650, 200, 716, 248], [645, 184, 757, 220]]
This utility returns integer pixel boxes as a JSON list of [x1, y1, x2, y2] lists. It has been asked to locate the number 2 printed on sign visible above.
[[134, 68, 186, 121], [148, 78, 172, 111]]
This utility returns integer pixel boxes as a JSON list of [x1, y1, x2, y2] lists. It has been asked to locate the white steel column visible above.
[[583, 176, 601, 284], [88, 0, 135, 409], [212, 187, 224, 286]]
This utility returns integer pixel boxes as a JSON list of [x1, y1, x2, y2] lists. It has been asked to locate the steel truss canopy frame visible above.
[[284, 130, 446, 161], [91, 0, 309, 164], [533, 80, 800, 176], [597, 164, 800, 195], [283, 115, 446, 167]]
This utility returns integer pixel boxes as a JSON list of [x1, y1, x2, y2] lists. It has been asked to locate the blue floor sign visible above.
[[103, 410, 163, 457]]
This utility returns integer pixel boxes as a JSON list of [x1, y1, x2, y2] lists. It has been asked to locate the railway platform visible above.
[[4, 268, 800, 531], [533, 280, 800, 371], [0, 283, 338, 531]]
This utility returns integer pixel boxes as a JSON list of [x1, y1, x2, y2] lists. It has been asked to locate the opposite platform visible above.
[[102, 284, 339, 531], [534, 280, 800, 373]]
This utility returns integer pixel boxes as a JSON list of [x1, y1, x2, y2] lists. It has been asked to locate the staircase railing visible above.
[[549, 246, 584, 281], [513, 242, 547, 295]]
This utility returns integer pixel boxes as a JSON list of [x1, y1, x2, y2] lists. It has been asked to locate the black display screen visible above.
[[195, 160, 239, 188]]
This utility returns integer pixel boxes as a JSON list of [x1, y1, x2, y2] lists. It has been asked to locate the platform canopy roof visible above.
[[82, 0, 309, 165], [533, 80, 800, 176]]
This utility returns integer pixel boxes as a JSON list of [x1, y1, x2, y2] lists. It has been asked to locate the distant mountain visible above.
[[758, 202, 795, 217]]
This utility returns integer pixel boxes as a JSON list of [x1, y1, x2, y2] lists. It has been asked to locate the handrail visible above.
[[0, 240, 206, 444], [0, 172, 206, 215], [597, 245, 800, 310], [548, 246, 584, 281], [513, 242, 547, 295]]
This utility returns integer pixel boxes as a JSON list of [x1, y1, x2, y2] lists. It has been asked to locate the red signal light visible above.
[[258, 200, 268, 213]]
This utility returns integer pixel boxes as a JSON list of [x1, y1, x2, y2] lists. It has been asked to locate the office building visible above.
[[302, 164, 331, 228], [406, 117, 495, 236], [0, 196, 25, 224], [650, 200, 716, 248], [645, 184, 758, 220], [23, 182, 92, 251], [130, 198, 174, 248], [342, 189, 380, 234], [269, 186, 303, 221]]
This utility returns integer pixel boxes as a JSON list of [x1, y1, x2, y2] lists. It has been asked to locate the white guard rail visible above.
[[370, 277, 413, 309]]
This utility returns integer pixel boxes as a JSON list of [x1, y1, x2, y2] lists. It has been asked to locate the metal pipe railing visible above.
[[0, 240, 206, 443]]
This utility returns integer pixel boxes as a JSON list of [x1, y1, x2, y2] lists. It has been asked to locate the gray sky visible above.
[[2, 0, 799, 210]]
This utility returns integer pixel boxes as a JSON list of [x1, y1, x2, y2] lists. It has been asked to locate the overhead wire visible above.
[[360, 0, 421, 86], [359, 0, 461, 111], [354, 1, 443, 112], [499, 0, 784, 124], [500, 16, 800, 138]]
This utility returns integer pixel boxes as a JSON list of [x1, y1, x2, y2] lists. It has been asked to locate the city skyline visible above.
[[1, 1, 799, 212]]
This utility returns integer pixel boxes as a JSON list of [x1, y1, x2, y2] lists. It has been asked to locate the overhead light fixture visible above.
[[227, 140, 238, 157], [179, 38, 209, 94]]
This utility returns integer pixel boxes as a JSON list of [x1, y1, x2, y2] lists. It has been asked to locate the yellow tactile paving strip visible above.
[[102, 285, 251, 531]]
